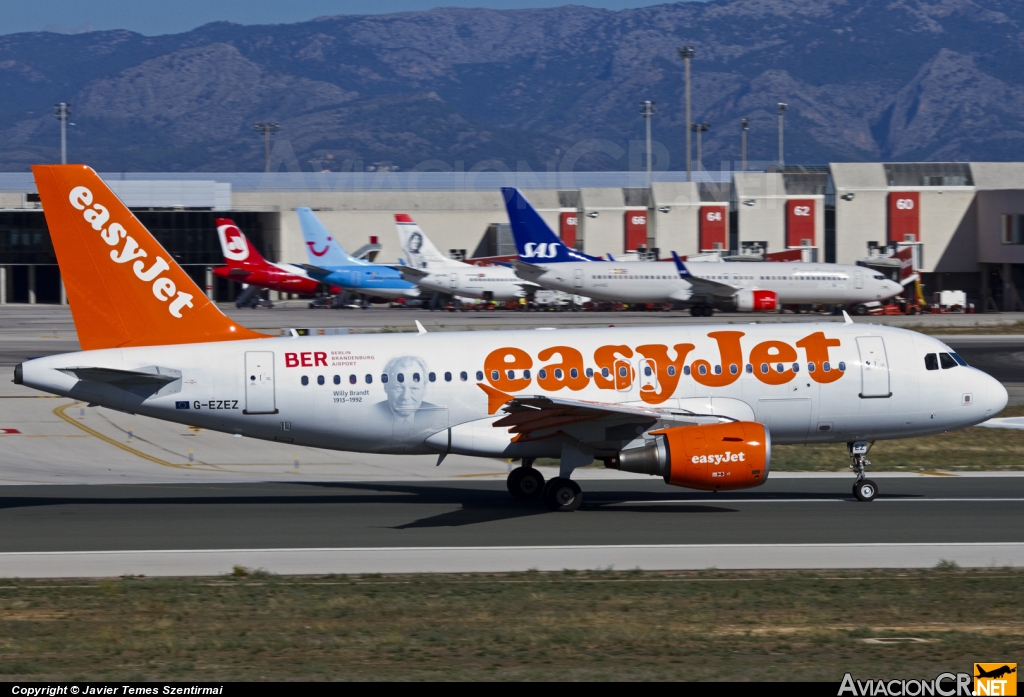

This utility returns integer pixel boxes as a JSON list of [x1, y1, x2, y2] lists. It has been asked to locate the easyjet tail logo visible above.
[[69, 186, 194, 318], [522, 242, 559, 259]]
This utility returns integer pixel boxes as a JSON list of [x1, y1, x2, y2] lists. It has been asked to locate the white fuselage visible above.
[[20, 323, 1006, 464], [413, 266, 531, 302], [517, 260, 903, 306]]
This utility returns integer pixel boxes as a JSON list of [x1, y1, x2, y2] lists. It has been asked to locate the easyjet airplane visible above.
[[16, 166, 1008, 510], [211, 218, 336, 297]]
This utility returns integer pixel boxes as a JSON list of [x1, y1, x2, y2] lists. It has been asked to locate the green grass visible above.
[[0, 568, 1020, 681], [771, 404, 1024, 471]]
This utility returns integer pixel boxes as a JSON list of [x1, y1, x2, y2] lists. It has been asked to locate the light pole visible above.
[[677, 46, 694, 181], [253, 122, 280, 172], [740, 118, 749, 172], [692, 122, 710, 171], [54, 103, 71, 164], [639, 100, 655, 186], [777, 103, 787, 167]]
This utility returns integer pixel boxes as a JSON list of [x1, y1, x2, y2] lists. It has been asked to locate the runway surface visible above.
[[3, 477, 1022, 552], [2, 477, 1022, 575]]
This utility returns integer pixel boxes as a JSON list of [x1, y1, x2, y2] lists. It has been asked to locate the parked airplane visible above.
[[503, 188, 902, 315], [297, 207, 419, 301], [212, 218, 335, 298], [18, 166, 1007, 512], [393, 214, 536, 302]]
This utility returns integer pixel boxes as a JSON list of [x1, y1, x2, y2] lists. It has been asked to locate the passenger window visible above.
[[618, 366, 628, 378], [808, 362, 816, 372], [476, 371, 484, 381], [684, 366, 691, 376], [760, 363, 768, 374], [349, 375, 356, 385], [823, 362, 831, 372], [730, 364, 739, 375], [539, 369, 548, 379], [745, 364, 753, 374], [444, 372, 452, 382], [506, 370, 514, 380], [429, 372, 436, 382], [382, 374, 389, 384], [601, 367, 610, 378], [459, 371, 467, 382], [713, 365, 722, 375], [644, 366, 652, 377], [317, 375, 325, 386], [940, 353, 958, 369], [570, 368, 578, 379], [333, 375, 341, 385], [491, 370, 500, 381], [838, 362, 846, 371], [301, 376, 309, 386], [525, 369, 532, 379], [397, 373, 405, 383], [554, 368, 564, 379], [366, 374, 373, 384], [667, 366, 676, 377], [925, 353, 938, 371], [584, 368, 593, 378]]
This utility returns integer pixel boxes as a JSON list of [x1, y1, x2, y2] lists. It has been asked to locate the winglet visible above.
[[671, 251, 692, 278], [415, 320, 427, 334], [843, 310, 854, 324], [607, 253, 616, 262], [477, 382, 514, 415]]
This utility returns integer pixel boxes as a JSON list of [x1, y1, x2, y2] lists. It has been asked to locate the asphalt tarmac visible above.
[[2, 477, 1021, 554]]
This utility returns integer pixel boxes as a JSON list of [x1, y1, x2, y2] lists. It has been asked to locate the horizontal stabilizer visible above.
[[299, 264, 334, 280], [393, 264, 430, 280], [60, 366, 181, 386]]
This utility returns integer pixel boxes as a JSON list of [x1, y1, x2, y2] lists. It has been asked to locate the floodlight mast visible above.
[[741, 118, 749, 172], [640, 100, 655, 187], [54, 103, 71, 165], [677, 46, 695, 182], [253, 122, 280, 173], [777, 103, 787, 167], [692, 122, 710, 171]]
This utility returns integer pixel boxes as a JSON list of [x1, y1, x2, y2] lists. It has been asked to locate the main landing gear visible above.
[[848, 441, 878, 502], [506, 459, 584, 511], [689, 304, 715, 317]]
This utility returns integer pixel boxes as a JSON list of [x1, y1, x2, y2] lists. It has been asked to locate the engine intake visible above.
[[735, 289, 778, 312], [605, 421, 770, 491]]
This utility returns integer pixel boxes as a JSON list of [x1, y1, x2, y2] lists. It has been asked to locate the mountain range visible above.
[[1, 0, 1023, 172]]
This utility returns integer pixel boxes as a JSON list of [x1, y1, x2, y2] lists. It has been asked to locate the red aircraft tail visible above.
[[216, 218, 268, 268]]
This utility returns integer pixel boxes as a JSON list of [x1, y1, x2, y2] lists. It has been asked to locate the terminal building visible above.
[[1, 162, 1022, 310]]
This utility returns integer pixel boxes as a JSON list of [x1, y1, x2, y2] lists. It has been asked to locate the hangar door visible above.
[[856, 337, 890, 398], [244, 351, 277, 414]]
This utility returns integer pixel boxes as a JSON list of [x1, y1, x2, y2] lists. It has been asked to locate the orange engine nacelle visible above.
[[605, 421, 770, 491]]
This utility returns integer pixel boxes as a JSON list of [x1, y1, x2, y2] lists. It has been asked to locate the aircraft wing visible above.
[[299, 264, 335, 281], [511, 260, 547, 281], [392, 264, 430, 281], [60, 366, 181, 386], [671, 252, 737, 297], [481, 385, 721, 446]]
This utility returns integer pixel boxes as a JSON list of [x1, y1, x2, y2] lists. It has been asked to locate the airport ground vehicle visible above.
[[17, 166, 1009, 511]]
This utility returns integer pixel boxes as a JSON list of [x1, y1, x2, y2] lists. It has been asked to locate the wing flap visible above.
[[60, 366, 181, 386]]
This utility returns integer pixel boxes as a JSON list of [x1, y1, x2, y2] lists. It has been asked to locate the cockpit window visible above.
[[939, 353, 958, 369], [951, 353, 969, 367], [873, 274, 884, 280], [924, 353, 938, 371]]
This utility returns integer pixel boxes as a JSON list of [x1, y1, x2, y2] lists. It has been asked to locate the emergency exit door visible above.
[[856, 337, 891, 398], [574, 269, 584, 288], [244, 351, 277, 414]]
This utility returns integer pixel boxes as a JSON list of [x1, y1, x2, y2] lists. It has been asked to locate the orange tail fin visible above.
[[33, 164, 267, 350]]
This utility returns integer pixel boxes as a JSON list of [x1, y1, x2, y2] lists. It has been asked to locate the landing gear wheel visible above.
[[507, 467, 545, 500], [689, 306, 701, 317], [702, 305, 715, 317], [854, 479, 878, 502], [543, 477, 582, 512]]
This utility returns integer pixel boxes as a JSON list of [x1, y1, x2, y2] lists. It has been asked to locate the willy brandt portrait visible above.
[[373, 355, 446, 439]]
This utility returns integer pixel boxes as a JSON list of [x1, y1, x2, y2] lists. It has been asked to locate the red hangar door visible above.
[[889, 192, 920, 243], [624, 210, 647, 251], [560, 211, 578, 248], [786, 199, 816, 247], [699, 206, 727, 251]]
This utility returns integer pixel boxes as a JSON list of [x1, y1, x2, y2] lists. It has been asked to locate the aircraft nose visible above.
[[985, 373, 1009, 416]]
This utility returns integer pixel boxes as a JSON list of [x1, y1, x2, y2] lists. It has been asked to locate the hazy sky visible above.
[[2, 0, 693, 36]]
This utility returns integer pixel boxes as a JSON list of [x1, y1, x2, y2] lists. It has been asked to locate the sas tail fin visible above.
[[672, 251, 692, 278], [32, 165, 266, 350], [297, 207, 365, 267], [501, 187, 601, 263], [216, 218, 268, 268], [395, 214, 461, 270]]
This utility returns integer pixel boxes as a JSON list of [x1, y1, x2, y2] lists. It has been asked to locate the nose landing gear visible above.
[[848, 441, 878, 502]]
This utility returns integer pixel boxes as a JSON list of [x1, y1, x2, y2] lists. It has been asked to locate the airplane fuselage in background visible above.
[[19, 322, 1004, 461], [515, 260, 903, 307], [409, 267, 530, 301]]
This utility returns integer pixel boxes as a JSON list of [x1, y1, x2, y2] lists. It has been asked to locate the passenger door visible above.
[[574, 269, 584, 289], [244, 351, 277, 414], [857, 336, 891, 398]]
